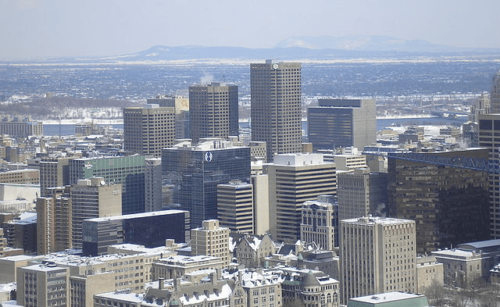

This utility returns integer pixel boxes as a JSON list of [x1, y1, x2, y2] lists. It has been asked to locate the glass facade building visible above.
[[69, 155, 146, 214], [162, 139, 251, 228]]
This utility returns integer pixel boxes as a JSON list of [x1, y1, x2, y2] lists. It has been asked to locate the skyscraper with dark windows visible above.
[[489, 70, 500, 114], [189, 82, 239, 143], [162, 138, 250, 228], [250, 60, 302, 162]]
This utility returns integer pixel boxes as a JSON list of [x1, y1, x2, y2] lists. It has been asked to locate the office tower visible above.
[[162, 139, 250, 228], [123, 104, 175, 157], [148, 94, 190, 139], [217, 180, 254, 234], [0, 116, 43, 137], [70, 178, 122, 249], [340, 216, 416, 304], [479, 114, 500, 238], [82, 210, 190, 256], [387, 149, 490, 253], [189, 82, 238, 142], [308, 98, 376, 151], [4, 212, 37, 254], [266, 153, 337, 242], [36, 187, 72, 255], [300, 195, 336, 250], [490, 70, 500, 114], [69, 155, 145, 214], [251, 173, 270, 235], [0, 169, 39, 185], [17, 264, 69, 307], [39, 156, 72, 196], [145, 158, 162, 212], [337, 169, 388, 221], [251, 60, 302, 162], [191, 219, 231, 266]]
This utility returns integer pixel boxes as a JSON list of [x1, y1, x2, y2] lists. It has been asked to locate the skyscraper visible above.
[[489, 70, 500, 114], [189, 82, 239, 142], [308, 98, 376, 151], [217, 180, 254, 234], [300, 195, 336, 250], [123, 104, 175, 157], [162, 139, 251, 228], [266, 153, 337, 243], [251, 60, 302, 162], [340, 216, 416, 304]]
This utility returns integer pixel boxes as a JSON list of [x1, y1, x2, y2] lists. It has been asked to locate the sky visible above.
[[0, 0, 499, 59]]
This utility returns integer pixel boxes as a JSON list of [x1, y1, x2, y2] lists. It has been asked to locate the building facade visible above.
[[266, 153, 337, 243], [308, 98, 376, 151], [123, 104, 175, 157], [162, 139, 250, 228], [217, 180, 254, 234], [189, 82, 239, 142], [300, 196, 336, 251], [489, 69, 500, 114], [340, 217, 416, 304], [250, 60, 302, 162], [191, 219, 231, 267], [17, 264, 69, 307]]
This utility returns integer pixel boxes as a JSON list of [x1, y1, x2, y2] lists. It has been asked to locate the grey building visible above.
[[251, 60, 302, 162], [308, 98, 376, 151]]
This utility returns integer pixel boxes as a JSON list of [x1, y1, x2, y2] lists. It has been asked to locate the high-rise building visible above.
[[479, 114, 500, 238], [147, 94, 190, 140], [340, 216, 416, 304], [17, 264, 69, 307], [36, 187, 72, 255], [217, 180, 254, 234], [387, 149, 490, 253], [70, 178, 122, 249], [145, 158, 162, 212], [69, 155, 145, 214], [123, 104, 175, 157], [162, 139, 250, 228], [251, 173, 270, 235], [82, 210, 190, 256], [251, 60, 302, 162], [191, 219, 231, 266], [337, 168, 388, 221], [4, 212, 37, 254], [189, 82, 239, 142], [300, 195, 336, 250], [489, 70, 500, 114], [39, 156, 72, 196], [266, 153, 337, 242], [308, 98, 376, 151]]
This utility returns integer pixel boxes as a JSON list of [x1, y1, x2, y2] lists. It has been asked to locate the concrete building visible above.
[[0, 116, 43, 137], [123, 104, 175, 157], [250, 173, 270, 235], [479, 113, 500, 238], [191, 220, 231, 267], [300, 195, 336, 250], [337, 169, 388, 221], [147, 94, 190, 140], [0, 169, 39, 185], [415, 255, 444, 294], [145, 157, 162, 212], [69, 155, 145, 214], [238, 269, 283, 307], [70, 177, 122, 249], [266, 153, 337, 243], [36, 186, 72, 255], [189, 82, 239, 142], [387, 149, 490, 253], [490, 69, 500, 114], [82, 210, 190, 256], [4, 212, 37, 254], [16, 264, 69, 307], [162, 139, 250, 228], [151, 254, 224, 280], [347, 292, 429, 307], [251, 60, 302, 162], [308, 98, 376, 151], [340, 216, 416, 304], [39, 156, 73, 196], [217, 180, 254, 234]]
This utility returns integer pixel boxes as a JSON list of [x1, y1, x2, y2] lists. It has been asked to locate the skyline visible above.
[[0, 0, 499, 59]]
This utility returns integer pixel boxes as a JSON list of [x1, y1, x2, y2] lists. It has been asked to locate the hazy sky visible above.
[[1, 0, 499, 59]]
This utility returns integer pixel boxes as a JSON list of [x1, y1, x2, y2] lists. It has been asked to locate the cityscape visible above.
[[1, 2, 500, 306]]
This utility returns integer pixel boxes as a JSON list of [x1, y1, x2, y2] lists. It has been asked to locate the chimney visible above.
[[159, 277, 164, 290]]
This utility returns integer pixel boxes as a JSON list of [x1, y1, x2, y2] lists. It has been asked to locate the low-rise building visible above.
[[235, 234, 275, 268]]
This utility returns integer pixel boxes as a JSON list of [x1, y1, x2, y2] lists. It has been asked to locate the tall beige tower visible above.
[[17, 264, 69, 307], [266, 153, 337, 243], [217, 180, 254, 234], [123, 104, 175, 157], [189, 82, 239, 143], [251, 60, 302, 162], [340, 216, 416, 304], [191, 219, 231, 267], [70, 178, 122, 249]]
